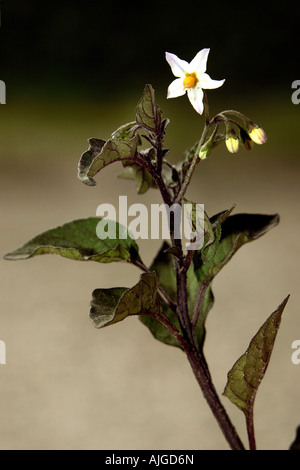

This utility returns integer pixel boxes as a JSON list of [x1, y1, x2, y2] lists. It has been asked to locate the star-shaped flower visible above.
[[166, 49, 225, 114]]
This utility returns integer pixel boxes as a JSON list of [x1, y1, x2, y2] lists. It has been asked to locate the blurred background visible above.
[[0, 0, 299, 450]]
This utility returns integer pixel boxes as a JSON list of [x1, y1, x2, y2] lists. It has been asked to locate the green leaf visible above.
[[78, 121, 143, 187], [161, 163, 179, 189], [111, 121, 138, 140], [202, 210, 215, 251], [117, 166, 136, 181], [134, 165, 157, 194], [201, 205, 235, 263], [87, 135, 140, 184], [139, 242, 207, 350], [118, 162, 157, 195], [89, 272, 160, 328], [136, 84, 162, 133], [4, 218, 141, 264], [78, 138, 106, 186], [193, 285, 214, 351], [223, 295, 290, 418], [182, 200, 204, 250], [78, 136, 140, 187], [183, 199, 218, 252], [194, 212, 279, 284], [192, 210, 278, 351], [184, 140, 199, 163]]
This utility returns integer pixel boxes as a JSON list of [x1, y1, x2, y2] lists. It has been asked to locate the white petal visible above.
[[167, 78, 186, 98], [165, 52, 188, 78], [188, 48, 210, 74], [187, 87, 204, 114], [199, 73, 225, 89]]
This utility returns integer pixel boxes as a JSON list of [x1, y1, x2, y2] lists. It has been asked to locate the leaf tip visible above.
[[279, 293, 290, 309], [3, 251, 30, 261], [77, 172, 97, 186]]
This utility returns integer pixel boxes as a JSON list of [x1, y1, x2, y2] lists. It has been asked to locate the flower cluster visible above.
[[166, 49, 267, 159], [224, 119, 267, 155]]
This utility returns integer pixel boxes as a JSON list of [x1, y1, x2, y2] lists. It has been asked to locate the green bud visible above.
[[199, 137, 213, 160]]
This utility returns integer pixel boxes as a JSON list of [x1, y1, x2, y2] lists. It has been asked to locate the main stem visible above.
[[154, 287, 245, 450], [171, 209, 244, 449], [175, 260, 244, 449], [170, 94, 244, 450], [185, 343, 245, 450]]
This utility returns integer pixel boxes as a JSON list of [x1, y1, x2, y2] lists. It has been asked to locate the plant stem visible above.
[[185, 345, 245, 450], [152, 304, 245, 450], [174, 92, 211, 204], [152, 310, 189, 350], [134, 154, 171, 206], [221, 109, 248, 122], [246, 409, 257, 450], [182, 249, 195, 274], [175, 261, 196, 347], [192, 281, 209, 331], [203, 91, 210, 125], [175, 247, 245, 449], [156, 133, 163, 176], [172, 241, 244, 449]]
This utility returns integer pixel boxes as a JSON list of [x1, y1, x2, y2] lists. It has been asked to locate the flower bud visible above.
[[226, 136, 239, 153], [225, 128, 239, 154], [247, 122, 267, 145], [199, 137, 213, 160]]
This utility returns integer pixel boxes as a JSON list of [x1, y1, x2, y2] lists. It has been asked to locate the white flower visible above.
[[165, 48, 225, 114]]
